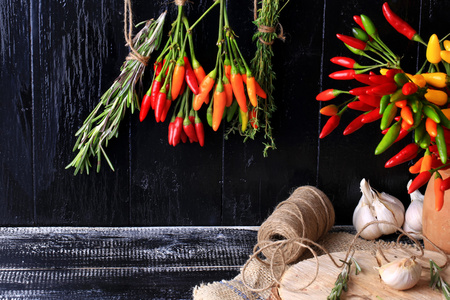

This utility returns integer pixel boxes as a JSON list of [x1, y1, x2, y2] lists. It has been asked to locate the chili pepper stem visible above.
[[188, 0, 220, 32]]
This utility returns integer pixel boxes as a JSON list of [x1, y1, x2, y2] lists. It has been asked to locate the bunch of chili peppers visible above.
[[317, 2, 450, 212], [140, 0, 266, 147]]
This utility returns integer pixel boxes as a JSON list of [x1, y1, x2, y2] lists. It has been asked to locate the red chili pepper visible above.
[[192, 57, 206, 85], [320, 104, 339, 116], [394, 128, 409, 143], [183, 115, 198, 143], [139, 93, 152, 122], [330, 57, 360, 69], [160, 96, 172, 123], [319, 115, 340, 138], [336, 33, 367, 50], [223, 76, 233, 107], [183, 56, 199, 95], [384, 143, 419, 168], [382, 2, 424, 43], [349, 86, 372, 96], [250, 108, 258, 129], [168, 116, 175, 146], [316, 89, 345, 101], [361, 108, 382, 123], [354, 74, 374, 85], [343, 113, 365, 135], [172, 113, 184, 147], [347, 101, 375, 111], [154, 88, 167, 123], [385, 69, 403, 79], [401, 82, 418, 96], [369, 75, 393, 85], [370, 83, 398, 96], [194, 112, 205, 147], [408, 171, 432, 194], [329, 69, 356, 80], [441, 177, 450, 192], [434, 173, 445, 211], [358, 94, 380, 107], [180, 129, 188, 144], [154, 61, 162, 75], [150, 75, 163, 110], [353, 15, 366, 31]]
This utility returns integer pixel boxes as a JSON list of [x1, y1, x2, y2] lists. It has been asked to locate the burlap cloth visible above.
[[193, 230, 408, 300]]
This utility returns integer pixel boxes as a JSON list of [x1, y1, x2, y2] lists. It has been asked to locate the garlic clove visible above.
[[375, 193, 405, 234], [378, 257, 422, 290], [402, 221, 421, 240], [353, 201, 382, 240], [403, 180, 424, 239]]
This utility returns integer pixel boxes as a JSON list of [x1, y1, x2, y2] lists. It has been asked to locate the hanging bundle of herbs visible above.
[[249, 0, 289, 156], [66, 11, 166, 175]]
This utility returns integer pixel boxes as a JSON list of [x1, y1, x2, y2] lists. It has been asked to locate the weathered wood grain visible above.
[[0, 227, 258, 299], [0, 0, 34, 224]]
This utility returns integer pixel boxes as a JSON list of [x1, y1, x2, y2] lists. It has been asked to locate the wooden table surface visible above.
[[0, 227, 259, 299]]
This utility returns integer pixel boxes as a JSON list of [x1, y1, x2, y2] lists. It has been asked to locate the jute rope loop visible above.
[[124, 0, 149, 66]]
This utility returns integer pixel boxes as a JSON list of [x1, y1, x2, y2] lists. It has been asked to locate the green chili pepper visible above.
[[375, 121, 401, 155], [429, 103, 450, 129], [380, 103, 398, 130], [408, 95, 422, 113], [226, 100, 239, 122], [411, 109, 423, 131], [423, 104, 441, 123], [389, 88, 406, 103], [394, 72, 409, 87], [436, 124, 448, 164], [206, 103, 213, 127], [419, 132, 431, 149], [352, 27, 369, 42], [379, 95, 391, 115], [414, 119, 426, 143], [360, 14, 378, 38]]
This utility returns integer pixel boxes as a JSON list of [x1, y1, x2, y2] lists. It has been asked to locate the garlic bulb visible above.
[[353, 179, 405, 240], [378, 257, 422, 290], [403, 180, 423, 239]]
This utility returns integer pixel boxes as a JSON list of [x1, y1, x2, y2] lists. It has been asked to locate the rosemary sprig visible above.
[[66, 12, 166, 175], [249, 0, 289, 157], [430, 259, 450, 299], [327, 256, 361, 300]]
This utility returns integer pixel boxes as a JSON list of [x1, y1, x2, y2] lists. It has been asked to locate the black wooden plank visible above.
[[222, 0, 324, 224], [32, 0, 130, 225], [0, 227, 257, 299], [0, 0, 34, 224]]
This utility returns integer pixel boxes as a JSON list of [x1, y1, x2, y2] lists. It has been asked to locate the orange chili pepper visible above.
[[409, 157, 424, 174], [434, 173, 445, 211], [171, 57, 185, 100], [246, 74, 258, 107], [192, 57, 206, 84], [224, 57, 231, 80], [320, 104, 339, 116], [223, 76, 233, 107], [394, 99, 408, 108], [400, 106, 414, 126], [420, 149, 432, 173], [426, 117, 438, 137], [193, 70, 217, 111], [230, 65, 248, 113], [212, 81, 226, 131]]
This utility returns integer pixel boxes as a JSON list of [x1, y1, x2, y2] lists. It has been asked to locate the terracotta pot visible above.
[[423, 168, 450, 253]]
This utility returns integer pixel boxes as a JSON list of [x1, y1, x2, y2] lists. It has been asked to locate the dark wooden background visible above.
[[1, 0, 448, 226]]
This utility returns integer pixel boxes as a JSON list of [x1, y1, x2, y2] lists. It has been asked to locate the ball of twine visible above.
[[257, 186, 335, 265]]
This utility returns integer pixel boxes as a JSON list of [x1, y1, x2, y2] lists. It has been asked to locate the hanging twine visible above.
[[124, 0, 149, 66], [174, 0, 187, 5], [253, 0, 286, 45]]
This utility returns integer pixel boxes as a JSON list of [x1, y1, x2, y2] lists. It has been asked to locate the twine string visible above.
[[253, 0, 286, 45], [242, 185, 449, 294], [124, 0, 149, 66]]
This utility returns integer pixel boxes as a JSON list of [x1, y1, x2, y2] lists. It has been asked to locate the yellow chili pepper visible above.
[[239, 108, 248, 132], [424, 89, 448, 106], [444, 40, 450, 51], [380, 68, 388, 75], [441, 50, 450, 64], [406, 73, 426, 88], [426, 34, 442, 64], [422, 72, 448, 88]]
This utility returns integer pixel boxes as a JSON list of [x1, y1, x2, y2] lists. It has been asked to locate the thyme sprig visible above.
[[249, 0, 289, 157], [66, 12, 166, 175], [430, 259, 450, 299], [327, 256, 361, 300]]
